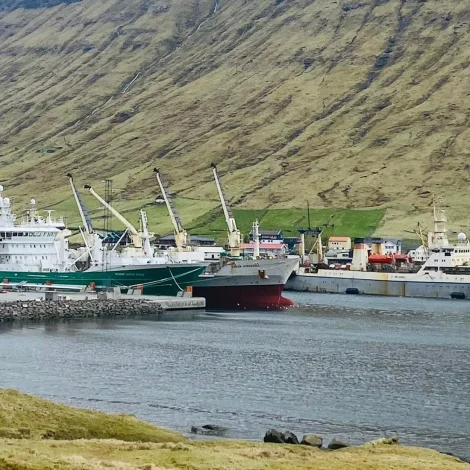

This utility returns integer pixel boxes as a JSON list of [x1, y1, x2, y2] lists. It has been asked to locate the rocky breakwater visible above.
[[0, 299, 164, 321]]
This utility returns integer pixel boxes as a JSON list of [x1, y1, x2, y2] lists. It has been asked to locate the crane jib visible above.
[[69, 176, 93, 233], [75, 187, 93, 233], [154, 171, 184, 232]]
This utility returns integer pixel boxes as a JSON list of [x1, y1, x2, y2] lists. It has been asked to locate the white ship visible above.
[[286, 199, 470, 300]]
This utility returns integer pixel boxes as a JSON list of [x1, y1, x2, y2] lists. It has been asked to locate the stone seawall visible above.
[[0, 299, 164, 321]]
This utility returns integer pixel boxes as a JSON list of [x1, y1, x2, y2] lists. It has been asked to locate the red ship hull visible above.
[[192, 284, 294, 310]]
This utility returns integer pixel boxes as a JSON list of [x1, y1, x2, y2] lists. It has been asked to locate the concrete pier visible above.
[[0, 291, 206, 321]]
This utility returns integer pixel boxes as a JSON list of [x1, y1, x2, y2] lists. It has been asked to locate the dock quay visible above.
[[0, 291, 206, 322]]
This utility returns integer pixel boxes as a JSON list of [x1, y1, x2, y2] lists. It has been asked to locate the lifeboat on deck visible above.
[[368, 254, 394, 264], [394, 254, 409, 262]]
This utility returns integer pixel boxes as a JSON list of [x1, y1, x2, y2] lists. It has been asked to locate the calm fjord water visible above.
[[1, 292, 469, 458]]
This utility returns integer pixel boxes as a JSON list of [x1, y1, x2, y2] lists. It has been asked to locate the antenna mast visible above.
[[307, 200, 311, 230]]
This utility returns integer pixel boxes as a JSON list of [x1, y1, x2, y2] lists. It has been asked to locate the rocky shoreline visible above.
[[189, 425, 470, 464], [262, 428, 469, 463], [0, 299, 164, 321], [263, 428, 390, 450]]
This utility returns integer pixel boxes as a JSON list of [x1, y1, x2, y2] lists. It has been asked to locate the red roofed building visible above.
[[240, 242, 287, 257], [328, 236, 352, 250]]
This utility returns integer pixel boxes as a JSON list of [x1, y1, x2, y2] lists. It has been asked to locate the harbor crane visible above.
[[84, 184, 154, 258], [67, 173, 94, 239], [211, 163, 241, 257], [67, 173, 103, 264], [153, 168, 188, 251]]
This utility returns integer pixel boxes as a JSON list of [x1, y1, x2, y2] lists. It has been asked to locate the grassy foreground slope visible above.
[[0, 0, 470, 235], [0, 389, 182, 442], [0, 389, 467, 470]]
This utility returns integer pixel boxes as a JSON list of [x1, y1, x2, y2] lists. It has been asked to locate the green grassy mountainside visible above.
[[0, 0, 469, 236]]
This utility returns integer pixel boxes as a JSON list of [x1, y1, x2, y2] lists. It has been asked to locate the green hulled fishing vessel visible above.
[[0, 186, 206, 295], [1, 263, 206, 296]]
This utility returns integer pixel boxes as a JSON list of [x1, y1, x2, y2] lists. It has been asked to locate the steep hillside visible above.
[[0, 0, 469, 235], [0, 0, 79, 11]]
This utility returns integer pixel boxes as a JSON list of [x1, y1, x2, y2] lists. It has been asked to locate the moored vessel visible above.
[[1, 264, 206, 297], [154, 165, 299, 310], [192, 257, 298, 309], [287, 198, 470, 300], [0, 185, 206, 295]]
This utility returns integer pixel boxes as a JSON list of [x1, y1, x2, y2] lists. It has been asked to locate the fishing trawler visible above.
[[0, 184, 205, 295], [287, 198, 470, 300], [193, 251, 299, 309], [189, 165, 298, 309]]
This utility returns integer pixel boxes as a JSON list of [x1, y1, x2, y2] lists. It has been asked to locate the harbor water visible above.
[[0, 292, 469, 459]]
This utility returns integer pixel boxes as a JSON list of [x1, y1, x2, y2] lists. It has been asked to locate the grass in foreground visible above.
[[0, 389, 182, 442], [0, 389, 467, 470], [1, 438, 468, 470]]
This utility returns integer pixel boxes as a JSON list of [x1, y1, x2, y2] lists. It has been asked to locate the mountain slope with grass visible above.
[[0, 0, 469, 236]]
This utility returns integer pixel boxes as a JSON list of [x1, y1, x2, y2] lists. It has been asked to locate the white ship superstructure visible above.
[[0, 188, 72, 272], [0, 184, 206, 295]]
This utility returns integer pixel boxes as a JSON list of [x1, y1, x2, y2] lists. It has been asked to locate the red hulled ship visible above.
[[153, 165, 298, 310], [192, 257, 299, 310]]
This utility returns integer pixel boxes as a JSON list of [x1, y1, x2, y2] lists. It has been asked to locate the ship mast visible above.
[[252, 219, 260, 259], [153, 168, 188, 251], [84, 184, 153, 257], [428, 195, 449, 248], [210, 163, 241, 257]]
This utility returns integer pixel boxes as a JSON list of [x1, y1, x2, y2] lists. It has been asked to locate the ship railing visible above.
[[19, 215, 66, 226]]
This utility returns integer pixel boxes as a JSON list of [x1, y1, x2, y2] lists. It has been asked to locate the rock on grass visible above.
[[301, 434, 323, 448]]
